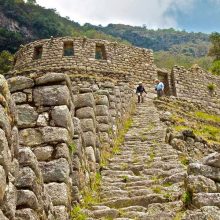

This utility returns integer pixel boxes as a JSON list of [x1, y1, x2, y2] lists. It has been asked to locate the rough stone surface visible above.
[[186, 175, 217, 193], [51, 105, 74, 135], [19, 127, 69, 146], [203, 152, 220, 168], [17, 190, 39, 210], [0, 165, 6, 202], [8, 76, 34, 92], [17, 104, 38, 128], [33, 85, 70, 106], [45, 182, 69, 206], [39, 158, 70, 183], [75, 93, 95, 109]]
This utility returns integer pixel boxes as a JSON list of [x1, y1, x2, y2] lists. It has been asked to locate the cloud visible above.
[[36, 0, 196, 29]]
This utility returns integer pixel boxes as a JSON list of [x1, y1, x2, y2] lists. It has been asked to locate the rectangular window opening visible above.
[[95, 44, 107, 60], [63, 41, 74, 56], [33, 45, 43, 60]]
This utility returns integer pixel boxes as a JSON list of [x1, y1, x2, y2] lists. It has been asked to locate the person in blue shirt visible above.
[[136, 82, 147, 103], [155, 79, 164, 98]]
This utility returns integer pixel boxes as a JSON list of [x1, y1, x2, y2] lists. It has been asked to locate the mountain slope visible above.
[[93, 24, 210, 58], [0, 0, 126, 53]]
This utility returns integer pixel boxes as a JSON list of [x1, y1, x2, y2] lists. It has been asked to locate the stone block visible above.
[[75, 93, 95, 109], [15, 167, 38, 189], [35, 73, 66, 85], [39, 158, 70, 183], [73, 117, 81, 135], [7, 76, 34, 92], [188, 163, 220, 182], [12, 92, 27, 104], [0, 165, 6, 202], [192, 193, 220, 208], [54, 206, 69, 220], [1, 182, 17, 219], [19, 127, 69, 146], [76, 107, 95, 120], [17, 190, 39, 210], [51, 105, 74, 136], [82, 131, 96, 147], [33, 146, 54, 161], [98, 123, 110, 132], [96, 105, 109, 116], [0, 210, 8, 220], [15, 208, 39, 220], [18, 148, 40, 176], [96, 116, 109, 124], [45, 182, 69, 206], [33, 85, 70, 106], [11, 126, 19, 158], [0, 105, 11, 138], [36, 112, 49, 127], [95, 94, 109, 106], [0, 129, 11, 173], [54, 143, 70, 161], [85, 146, 96, 163], [203, 152, 220, 168], [186, 175, 217, 193], [17, 104, 38, 128], [80, 118, 95, 133]]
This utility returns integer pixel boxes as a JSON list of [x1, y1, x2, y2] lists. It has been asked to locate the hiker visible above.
[[155, 79, 164, 98], [136, 82, 147, 103]]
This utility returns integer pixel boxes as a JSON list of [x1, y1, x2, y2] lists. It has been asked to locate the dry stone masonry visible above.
[[0, 37, 220, 219]]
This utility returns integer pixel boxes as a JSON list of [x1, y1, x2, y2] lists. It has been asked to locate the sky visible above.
[[36, 0, 220, 33]]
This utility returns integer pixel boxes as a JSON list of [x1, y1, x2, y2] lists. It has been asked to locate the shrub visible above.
[[210, 60, 220, 76], [207, 83, 216, 91]]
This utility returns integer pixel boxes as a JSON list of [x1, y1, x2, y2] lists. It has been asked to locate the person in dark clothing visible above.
[[136, 82, 147, 103]]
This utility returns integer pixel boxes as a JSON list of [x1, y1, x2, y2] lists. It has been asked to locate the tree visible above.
[[208, 32, 220, 60], [0, 51, 13, 75], [209, 60, 220, 76], [26, 0, 36, 5]]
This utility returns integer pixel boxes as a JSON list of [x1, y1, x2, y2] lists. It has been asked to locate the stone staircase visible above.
[[85, 99, 187, 219]]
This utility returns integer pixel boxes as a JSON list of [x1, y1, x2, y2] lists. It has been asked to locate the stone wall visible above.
[[12, 37, 155, 86], [0, 71, 135, 219], [0, 75, 19, 220], [171, 66, 220, 114]]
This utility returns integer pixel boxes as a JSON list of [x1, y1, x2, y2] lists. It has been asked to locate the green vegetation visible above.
[[209, 60, 220, 75], [70, 205, 87, 220], [207, 83, 216, 92], [181, 191, 192, 207], [81, 173, 102, 208], [194, 111, 220, 123], [209, 32, 220, 60], [179, 155, 190, 166], [174, 212, 185, 220], [122, 175, 129, 183], [0, 51, 13, 75], [68, 142, 77, 154], [163, 182, 173, 187], [0, 0, 127, 54], [196, 125, 220, 143], [208, 32, 220, 75], [157, 99, 220, 145], [154, 51, 213, 70], [152, 186, 162, 194], [97, 25, 210, 57]]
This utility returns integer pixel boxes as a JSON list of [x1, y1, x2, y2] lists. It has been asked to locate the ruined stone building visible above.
[[0, 37, 220, 219]]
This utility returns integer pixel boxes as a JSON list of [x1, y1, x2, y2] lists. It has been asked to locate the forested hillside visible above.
[[0, 0, 125, 53], [93, 24, 210, 58], [0, 0, 216, 72]]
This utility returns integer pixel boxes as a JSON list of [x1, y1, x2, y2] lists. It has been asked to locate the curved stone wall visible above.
[[13, 37, 153, 75]]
